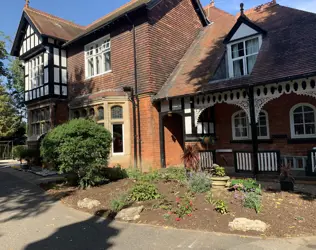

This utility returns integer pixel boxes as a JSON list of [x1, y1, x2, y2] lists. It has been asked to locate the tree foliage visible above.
[[0, 85, 20, 137], [40, 119, 112, 188], [0, 31, 22, 138]]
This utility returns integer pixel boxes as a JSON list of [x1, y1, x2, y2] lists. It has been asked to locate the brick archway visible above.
[[162, 113, 184, 167]]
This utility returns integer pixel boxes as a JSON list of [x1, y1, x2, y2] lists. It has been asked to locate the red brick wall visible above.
[[148, 0, 203, 93], [185, 93, 316, 167], [54, 101, 69, 126]]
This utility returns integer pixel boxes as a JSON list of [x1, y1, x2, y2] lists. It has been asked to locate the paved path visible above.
[[1, 169, 316, 250]]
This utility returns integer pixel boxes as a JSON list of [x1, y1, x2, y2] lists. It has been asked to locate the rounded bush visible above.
[[40, 119, 112, 188]]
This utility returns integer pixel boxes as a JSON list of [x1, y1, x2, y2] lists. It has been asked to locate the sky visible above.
[[1, 0, 316, 45]]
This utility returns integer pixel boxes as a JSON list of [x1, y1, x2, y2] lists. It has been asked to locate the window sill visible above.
[[85, 70, 112, 80], [288, 138, 316, 144], [230, 139, 273, 144]]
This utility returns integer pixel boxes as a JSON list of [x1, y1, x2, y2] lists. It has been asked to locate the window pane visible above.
[[232, 42, 244, 58], [258, 126, 267, 137], [233, 59, 244, 77], [259, 113, 266, 125], [294, 113, 303, 124], [305, 112, 315, 123], [305, 124, 315, 134], [294, 106, 303, 113], [98, 107, 104, 120], [113, 124, 123, 153], [89, 108, 95, 117], [81, 109, 87, 117], [246, 38, 259, 55], [88, 58, 94, 77], [246, 54, 257, 74], [111, 106, 123, 119], [304, 106, 313, 113], [294, 125, 304, 135], [104, 51, 111, 71], [96, 55, 102, 75]]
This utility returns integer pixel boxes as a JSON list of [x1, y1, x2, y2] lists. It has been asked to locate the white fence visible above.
[[199, 151, 215, 172], [235, 151, 280, 173]]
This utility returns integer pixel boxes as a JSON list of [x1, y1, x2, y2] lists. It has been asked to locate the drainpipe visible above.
[[125, 14, 142, 170]]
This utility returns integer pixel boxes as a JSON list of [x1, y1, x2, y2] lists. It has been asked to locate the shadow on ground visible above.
[[0, 171, 73, 223], [24, 213, 120, 250]]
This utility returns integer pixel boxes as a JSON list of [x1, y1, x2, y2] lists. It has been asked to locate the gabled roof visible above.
[[24, 7, 85, 41], [223, 14, 266, 44], [11, 6, 85, 56], [154, 2, 316, 100]]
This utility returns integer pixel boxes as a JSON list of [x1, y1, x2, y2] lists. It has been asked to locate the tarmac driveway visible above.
[[0, 168, 316, 250]]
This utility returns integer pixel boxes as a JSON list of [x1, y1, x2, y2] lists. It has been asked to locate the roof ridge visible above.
[[241, 0, 278, 16], [24, 7, 85, 30], [87, 0, 140, 28]]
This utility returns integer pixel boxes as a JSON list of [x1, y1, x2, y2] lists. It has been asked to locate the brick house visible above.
[[10, 0, 316, 176]]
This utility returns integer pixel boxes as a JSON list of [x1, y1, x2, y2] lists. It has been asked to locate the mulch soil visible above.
[[42, 179, 316, 238]]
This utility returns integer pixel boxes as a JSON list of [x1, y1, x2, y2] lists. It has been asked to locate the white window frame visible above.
[[29, 54, 44, 91], [84, 35, 111, 79], [290, 103, 316, 139], [112, 123, 124, 156], [232, 110, 269, 140], [227, 35, 262, 78]]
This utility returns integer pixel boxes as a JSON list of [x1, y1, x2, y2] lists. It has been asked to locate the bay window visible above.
[[85, 36, 111, 78]]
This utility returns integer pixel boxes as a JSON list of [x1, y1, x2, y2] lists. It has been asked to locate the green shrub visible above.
[[12, 145, 27, 163], [205, 191, 213, 204], [129, 182, 161, 201], [159, 167, 187, 182], [213, 165, 226, 177], [126, 168, 143, 180], [231, 179, 261, 193], [102, 167, 128, 182], [244, 192, 262, 213], [174, 195, 194, 219], [110, 194, 130, 212], [188, 172, 211, 193], [213, 200, 228, 214], [40, 119, 112, 188]]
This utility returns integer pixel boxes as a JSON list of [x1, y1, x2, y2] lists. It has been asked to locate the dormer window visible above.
[[229, 36, 261, 77]]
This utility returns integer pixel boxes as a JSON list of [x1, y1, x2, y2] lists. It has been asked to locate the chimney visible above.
[[24, 0, 30, 8]]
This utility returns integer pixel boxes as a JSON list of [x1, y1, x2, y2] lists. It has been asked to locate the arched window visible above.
[[290, 103, 316, 138], [232, 110, 269, 140], [81, 109, 87, 118], [89, 108, 95, 118], [111, 106, 123, 119], [197, 107, 215, 135], [74, 110, 80, 119], [97, 106, 104, 121]]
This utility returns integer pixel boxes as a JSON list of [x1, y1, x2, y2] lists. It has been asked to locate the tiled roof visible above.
[[64, 0, 151, 46], [24, 7, 85, 41], [155, 2, 316, 100]]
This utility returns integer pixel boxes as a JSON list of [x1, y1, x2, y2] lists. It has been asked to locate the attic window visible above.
[[228, 36, 261, 78]]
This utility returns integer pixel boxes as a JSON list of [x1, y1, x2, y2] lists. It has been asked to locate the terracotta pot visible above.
[[211, 176, 230, 189]]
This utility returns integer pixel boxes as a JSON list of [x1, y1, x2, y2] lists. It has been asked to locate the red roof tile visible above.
[[24, 7, 85, 41]]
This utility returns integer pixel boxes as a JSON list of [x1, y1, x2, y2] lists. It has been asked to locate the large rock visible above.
[[115, 206, 144, 221], [77, 198, 101, 209], [229, 218, 268, 232]]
